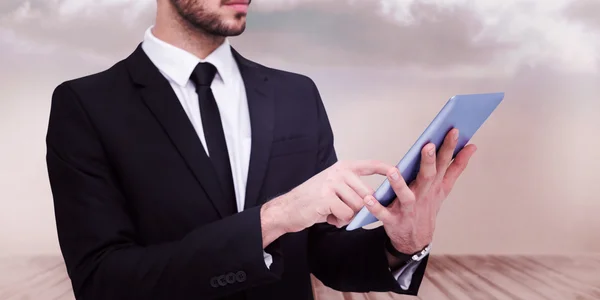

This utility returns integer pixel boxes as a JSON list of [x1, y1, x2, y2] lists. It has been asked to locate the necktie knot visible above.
[[191, 62, 217, 87]]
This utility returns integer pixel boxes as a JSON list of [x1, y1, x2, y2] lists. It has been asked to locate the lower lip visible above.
[[225, 4, 248, 13]]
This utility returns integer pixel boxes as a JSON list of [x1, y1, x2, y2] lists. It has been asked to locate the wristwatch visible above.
[[385, 236, 431, 263]]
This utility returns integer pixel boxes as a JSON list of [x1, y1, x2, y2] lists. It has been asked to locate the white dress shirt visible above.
[[142, 27, 273, 268], [141, 26, 420, 290]]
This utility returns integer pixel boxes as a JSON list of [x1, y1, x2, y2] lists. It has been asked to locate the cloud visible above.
[[243, 0, 600, 74], [0, 0, 598, 75], [0, 0, 53, 16], [234, 1, 511, 70], [0, 0, 153, 60], [564, 0, 600, 31]]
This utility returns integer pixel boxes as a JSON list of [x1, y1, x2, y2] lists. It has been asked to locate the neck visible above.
[[153, 0, 225, 59]]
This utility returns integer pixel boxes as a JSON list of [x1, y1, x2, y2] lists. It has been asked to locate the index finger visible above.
[[348, 160, 395, 176]]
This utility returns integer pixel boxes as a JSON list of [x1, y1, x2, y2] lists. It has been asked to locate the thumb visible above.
[[363, 195, 391, 223]]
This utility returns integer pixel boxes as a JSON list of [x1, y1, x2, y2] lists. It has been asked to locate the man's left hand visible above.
[[363, 128, 477, 254]]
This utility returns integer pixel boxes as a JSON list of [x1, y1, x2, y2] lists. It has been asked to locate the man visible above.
[[45, 0, 477, 299]]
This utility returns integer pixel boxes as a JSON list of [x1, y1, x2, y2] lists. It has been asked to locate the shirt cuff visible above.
[[391, 258, 424, 290], [263, 251, 273, 269]]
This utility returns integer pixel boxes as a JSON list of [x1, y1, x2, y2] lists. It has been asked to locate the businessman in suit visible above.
[[45, 0, 477, 299]]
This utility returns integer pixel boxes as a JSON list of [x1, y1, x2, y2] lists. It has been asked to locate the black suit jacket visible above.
[[46, 45, 428, 300]]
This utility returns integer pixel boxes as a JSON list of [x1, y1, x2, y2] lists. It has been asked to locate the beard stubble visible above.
[[170, 0, 247, 37]]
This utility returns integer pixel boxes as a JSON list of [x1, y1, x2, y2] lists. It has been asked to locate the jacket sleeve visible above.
[[305, 79, 428, 295], [46, 83, 283, 300]]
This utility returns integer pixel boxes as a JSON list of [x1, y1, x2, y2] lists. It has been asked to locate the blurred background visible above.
[[1, 0, 599, 299]]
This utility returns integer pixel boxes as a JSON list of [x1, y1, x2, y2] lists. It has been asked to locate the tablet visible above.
[[346, 92, 504, 231]]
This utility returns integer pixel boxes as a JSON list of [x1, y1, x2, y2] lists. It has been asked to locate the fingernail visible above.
[[390, 171, 399, 181], [454, 130, 459, 141], [428, 146, 435, 157], [366, 196, 375, 206]]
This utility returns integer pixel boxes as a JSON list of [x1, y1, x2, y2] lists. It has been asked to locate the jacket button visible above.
[[217, 275, 227, 286], [226, 272, 236, 284], [235, 271, 247, 283], [210, 277, 219, 288]]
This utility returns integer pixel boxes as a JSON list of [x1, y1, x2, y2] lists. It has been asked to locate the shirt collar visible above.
[[141, 26, 236, 87]]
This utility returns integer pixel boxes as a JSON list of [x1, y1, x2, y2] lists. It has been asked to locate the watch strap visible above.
[[385, 236, 431, 263]]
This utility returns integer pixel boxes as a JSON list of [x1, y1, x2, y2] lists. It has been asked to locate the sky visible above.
[[1, 0, 599, 256], [2, 0, 600, 74]]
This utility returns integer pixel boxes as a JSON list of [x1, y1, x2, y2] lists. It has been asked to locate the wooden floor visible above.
[[1, 255, 599, 300]]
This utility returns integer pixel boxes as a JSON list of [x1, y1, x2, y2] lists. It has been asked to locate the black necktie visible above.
[[190, 63, 237, 215]]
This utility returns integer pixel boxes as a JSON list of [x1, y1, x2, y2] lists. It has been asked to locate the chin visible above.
[[224, 26, 246, 36], [221, 19, 247, 35], [180, 9, 248, 37]]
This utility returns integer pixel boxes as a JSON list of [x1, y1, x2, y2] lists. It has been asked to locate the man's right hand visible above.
[[260, 160, 395, 247]]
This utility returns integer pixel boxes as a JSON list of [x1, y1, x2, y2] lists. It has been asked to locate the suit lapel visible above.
[[232, 49, 275, 210], [125, 45, 233, 218]]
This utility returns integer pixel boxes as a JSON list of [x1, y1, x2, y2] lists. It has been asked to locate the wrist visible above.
[[389, 236, 429, 255], [385, 237, 413, 268], [385, 236, 430, 267], [260, 196, 288, 248]]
